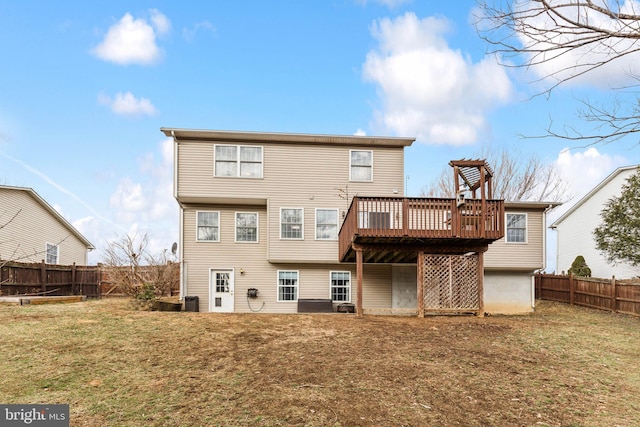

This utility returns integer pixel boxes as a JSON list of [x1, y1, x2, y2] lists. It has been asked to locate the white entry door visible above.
[[210, 269, 234, 312]]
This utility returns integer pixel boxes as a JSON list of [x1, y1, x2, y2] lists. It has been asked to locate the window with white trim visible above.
[[330, 271, 351, 302], [280, 208, 303, 239], [506, 213, 527, 243], [214, 145, 263, 178], [235, 212, 258, 242], [316, 209, 338, 240], [197, 211, 220, 242], [46, 243, 59, 264], [277, 270, 298, 301], [350, 150, 373, 181]]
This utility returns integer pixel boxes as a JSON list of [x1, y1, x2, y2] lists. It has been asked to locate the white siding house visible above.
[[551, 166, 639, 279], [0, 185, 94, 265]]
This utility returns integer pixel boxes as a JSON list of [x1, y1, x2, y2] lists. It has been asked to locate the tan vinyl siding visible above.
[[0, 189, 88, 265], [177, 139, 405, 263], [183, 204, 266, 312], [485, 209, 544, 270], [182, 204, 392, 312]]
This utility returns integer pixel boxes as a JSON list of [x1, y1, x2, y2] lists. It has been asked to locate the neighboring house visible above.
[[163, 128, 557, 315], [551, 165, 639, 279], [0, 185, 94, 265]]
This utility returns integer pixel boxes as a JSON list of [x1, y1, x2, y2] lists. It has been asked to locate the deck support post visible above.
[[356, 248, 363, 317], [417, 251, 424, 317]]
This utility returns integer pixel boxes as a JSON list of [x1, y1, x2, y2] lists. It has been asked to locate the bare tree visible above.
[[420, 147, 568, 201], [475, 0, 640, 145], [101, 232, 178, 306]]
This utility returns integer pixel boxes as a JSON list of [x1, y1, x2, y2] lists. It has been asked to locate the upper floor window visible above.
[[46, 243, 59, 264], [277, 270, 298, 301], [506, 213, 527, 243], [235, 212, 258, 243], [350, 150, 373, 181], [281, 208, 303, 239], [197, 211, 220, 242], [214, 145, 263, 178], [316, 209, 338, 240], [330, 271, 351, 302]]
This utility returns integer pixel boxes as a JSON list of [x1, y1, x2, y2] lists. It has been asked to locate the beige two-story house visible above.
[[0, 185, 94, 265], [163, 128, 556, 315]]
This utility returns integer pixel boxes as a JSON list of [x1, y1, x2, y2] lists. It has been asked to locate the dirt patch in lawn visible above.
[[0, 299, 639, 426]]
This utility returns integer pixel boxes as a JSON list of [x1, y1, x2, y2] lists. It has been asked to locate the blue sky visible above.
[[1, 1, 639, 266]]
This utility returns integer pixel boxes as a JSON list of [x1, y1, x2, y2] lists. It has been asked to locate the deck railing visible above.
[[339, 196, 504, 259]]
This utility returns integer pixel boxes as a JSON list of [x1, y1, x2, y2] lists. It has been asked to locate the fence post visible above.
[[71, 263, 77, 295], [40, 260, 46, 293], [569, 272, 575, 305], [611, 275, 616, 313]]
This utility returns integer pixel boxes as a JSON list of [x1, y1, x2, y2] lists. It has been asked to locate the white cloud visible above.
[[548, 146, 630, 227], [149, 9, 171, 35], [98, 92, 158, 117], [92, 10, 170, 65], [182, 21, 216, 42], [514, 0, 640, 88], [363, 12, 513, 145], [109, 178, 148, 223], [107, 139, 178, 258], [555, 147, 629, 202], [354, 129, 367, 136]]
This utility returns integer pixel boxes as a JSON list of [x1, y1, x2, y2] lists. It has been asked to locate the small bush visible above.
[[569, 255, 592, 277]]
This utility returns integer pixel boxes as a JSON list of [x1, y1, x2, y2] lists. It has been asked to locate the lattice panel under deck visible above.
[[423, 254, 479, 311]]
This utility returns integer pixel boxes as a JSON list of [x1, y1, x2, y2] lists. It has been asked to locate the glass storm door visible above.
[[210, 269, 234, 312]]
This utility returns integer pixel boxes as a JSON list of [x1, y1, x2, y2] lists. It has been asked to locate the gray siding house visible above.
[[164, 128, 556, 315], [0, 185, 94, 265]]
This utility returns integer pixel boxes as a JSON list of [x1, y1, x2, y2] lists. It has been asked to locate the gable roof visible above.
[[0, 185, 95, 250], [550, 165, 639, 228], [160, 128, 415, 148]]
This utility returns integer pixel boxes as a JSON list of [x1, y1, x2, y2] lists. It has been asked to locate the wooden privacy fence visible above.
[[535, 273, 640, 317], [0, 260, 101, 298], [0, 261, 180, 298]]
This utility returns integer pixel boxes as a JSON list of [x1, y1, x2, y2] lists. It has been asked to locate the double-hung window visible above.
[[214, 145, 263, 178], [330, 271, 351, 302], [506, 213, 527, 243], [350, 150, 373, 181], [197, 211, 220, 242], [235, 212, 258, 242], [46, 243, 59, 264], [281, 208, 303, 239], [277, 271, 298, 301], [316, 209, 338, 240]]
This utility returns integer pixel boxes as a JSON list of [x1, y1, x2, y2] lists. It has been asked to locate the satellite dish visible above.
[[171, 242, 178, 255]]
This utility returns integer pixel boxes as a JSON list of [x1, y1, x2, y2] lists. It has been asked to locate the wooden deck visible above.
[[339, 196, 504, 263]]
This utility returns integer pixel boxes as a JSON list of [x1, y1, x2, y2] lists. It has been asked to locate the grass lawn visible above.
[[0, 298, 639, 426]]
